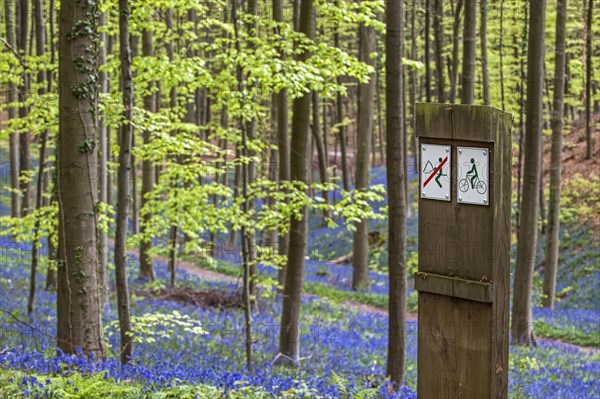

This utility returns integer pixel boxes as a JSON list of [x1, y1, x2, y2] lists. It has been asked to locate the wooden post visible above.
[[415, 103, 513, 398]]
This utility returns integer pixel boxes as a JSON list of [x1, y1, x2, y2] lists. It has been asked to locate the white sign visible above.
[[457, 146, 490, 206], [420, 144, 451, 201]]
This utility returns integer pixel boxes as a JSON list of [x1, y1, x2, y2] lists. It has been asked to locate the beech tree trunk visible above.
[[4, 0, 20, 219], [27, 0, 49, 315], [512, 0, 546, 346], [139, 26, 156, 281], [585, 0, 593, 160], [312, 91, 332, 222], [449, 0, 464, 103], [57, 0, 105, 358], [424, 0, 431, 102], [543, 0, 567, 309], [480, 0, 490, 105], [461, 0, 477, 104], [113, 0, 134, 365], [433, 0, 445, 102], [385, 0, 407, 388], [352, 20, 375, 290], [17, 0, 31, 216], [278, 0, 314, 365]]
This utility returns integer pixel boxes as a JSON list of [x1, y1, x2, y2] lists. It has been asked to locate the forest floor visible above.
[[0, 117, 598, 397]]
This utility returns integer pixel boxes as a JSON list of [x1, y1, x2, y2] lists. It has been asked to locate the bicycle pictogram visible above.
[[459, 158, 487, 195]]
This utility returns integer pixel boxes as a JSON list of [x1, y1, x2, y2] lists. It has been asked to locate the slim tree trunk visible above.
[[385, 0, 407, 388], [480, 0, 490, 105], [45, 0, 57, 291], [543, 0, 567, 309], [166, 8, 179, 285], [516, 1, 529, 237], [139, 26, 156, 281], [424, 0, 431, 102], [5, 0, 20, 219], [512, 0, 546, 346], [275, 0, 290, 289], [461, 0, 476, 104], [57, 0, 105, 358], [585, 0, 593, 160], [352, 20, 375, 290], [278, 0, 314, 365], [17, 0, 31, 216], [312, 91, 332, 222], [433, 0, 445, 102], [27, 0, 48, 315], [449, 0, 464, 103], [335, 27, 350, 191], [98, 10, 109, 300], [113, 0, 134, 365]]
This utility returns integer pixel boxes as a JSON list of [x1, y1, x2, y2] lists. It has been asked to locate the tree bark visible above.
[[139, 26, 156, 281], [449, 0, 464, 103], [543, 0, 567, 309], [27, 0, 49, 315], [335, 27, 350, 191], [57, 0, 105, 358], [98, 10, 109, 301], [480, 0, 490, 105], [461, 0, 477, 104], [113, 0, 134, 365], [585, 0, 593, 160], [512, 0, 546, 346], [424, 0, 431, 102], [17, 0, 32, 216], [352, 20, 375, 290], [433, 0, 445, 102], [385, 0, 407, 388], [312, 91, 332, 222], [4, 0, 20, 219], [278, 0, 314, 365], [273, 0, 290, 287]]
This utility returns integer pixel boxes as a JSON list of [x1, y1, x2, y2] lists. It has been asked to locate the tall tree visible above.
[[424, 0, 431, 102], [312, 92, 332, 222], [16, 0, 31, 216], [278, 0, 314, 365], [139, 25, 156, 281], [512, 0, 546, 345], [585, 0, 594, 160], [543, 0, 567, 309], [27, 0, 50, 315], [335, 22, 350, 191], [57, 0, 105, 358], [114, 0, 134, 364], [480, 0, 490, 105], [433, 0, 445, 102], [352, 19, 375, 290], [461, 0, 477, 104], [98, 10, 109, 300], [274, 0, 290, 287], [4, 0, 20, 219], [449, 0, 464, 103], [385, 0, 407, 388]]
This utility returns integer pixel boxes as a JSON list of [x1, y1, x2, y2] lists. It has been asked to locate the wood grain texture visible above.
[[416, 104, 512, 399]]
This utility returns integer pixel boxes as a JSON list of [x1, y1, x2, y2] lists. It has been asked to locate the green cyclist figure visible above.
[[466, 158, 478, 188]]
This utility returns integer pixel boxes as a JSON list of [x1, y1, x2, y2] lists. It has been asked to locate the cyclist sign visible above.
[[420, 144, 451, 201], [457, 146, 489, 206]]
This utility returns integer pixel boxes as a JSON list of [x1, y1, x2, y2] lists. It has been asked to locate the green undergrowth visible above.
[[534, 321, 600, 348], [0, 370, 271, 399]]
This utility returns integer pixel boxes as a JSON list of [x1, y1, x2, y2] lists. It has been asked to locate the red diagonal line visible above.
[[423, 156, 448, 188]]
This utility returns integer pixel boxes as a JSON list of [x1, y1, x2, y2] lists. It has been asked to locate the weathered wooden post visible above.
[[415, 103, 513, 398]]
